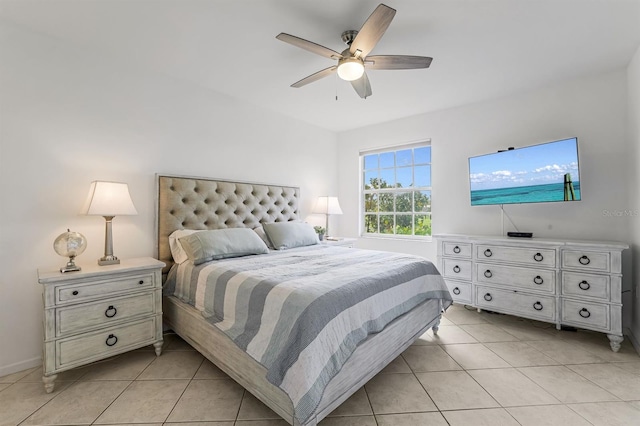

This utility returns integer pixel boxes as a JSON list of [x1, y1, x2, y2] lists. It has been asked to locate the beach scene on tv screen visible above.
[[469, 138, 581, 206]]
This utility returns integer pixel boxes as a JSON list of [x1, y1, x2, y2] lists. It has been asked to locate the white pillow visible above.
[[168, 229, 199, 264], [253, 226, 275, 250]]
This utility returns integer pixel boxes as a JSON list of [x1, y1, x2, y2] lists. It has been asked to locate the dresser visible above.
[[38, 257, 165, 392], [435, 234, 628, 352]]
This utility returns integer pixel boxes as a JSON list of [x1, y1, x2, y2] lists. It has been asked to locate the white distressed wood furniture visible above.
[[321, 237, 357, 248], [435, 234, 628, 352], [38, 257, 165, 393]]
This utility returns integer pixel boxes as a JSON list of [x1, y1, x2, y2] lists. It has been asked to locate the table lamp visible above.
[[313, 196, 342, 239]]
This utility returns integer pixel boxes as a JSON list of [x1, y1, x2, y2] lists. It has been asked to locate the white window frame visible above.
[[360, 140, 432, 239]]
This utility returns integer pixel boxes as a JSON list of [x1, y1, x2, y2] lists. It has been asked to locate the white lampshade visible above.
[[337, 58, 365, 81], [313, 196, 343, 215], [81, 181, 138, 216]]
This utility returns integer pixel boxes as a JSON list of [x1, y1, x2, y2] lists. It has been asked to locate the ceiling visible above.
[[2, 0, 640, 132]]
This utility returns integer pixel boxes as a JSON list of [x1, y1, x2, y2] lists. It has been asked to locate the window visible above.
[[361, 142, 431, 237]]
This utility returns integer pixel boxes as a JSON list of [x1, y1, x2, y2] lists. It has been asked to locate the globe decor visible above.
[[53, 229, 87, 273]]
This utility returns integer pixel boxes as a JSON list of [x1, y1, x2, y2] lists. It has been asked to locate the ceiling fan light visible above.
[[337, 58, 365, 81]]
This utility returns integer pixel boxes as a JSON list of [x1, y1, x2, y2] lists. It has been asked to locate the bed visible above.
[[156, 174, 452, 426]]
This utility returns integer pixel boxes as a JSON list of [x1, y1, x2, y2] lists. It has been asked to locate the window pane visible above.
[[414, 214, 432, 236], [379, 193, 394, 212], [379, 215, 394, 234], [364, 154, 378, 170], [380, 152, 394, 168], [395, 192, 412, 212], [415, 165, 431, 187], [396, 215, 412, 235], [415, 147, 431, 164], [396, 167, 412, 188], [364, 170, 379, 189], [364, 194, 378, 213], [379, 169, 395, 187], [365, 214, 378, 233], [415, 191, 431, 212], [396, 149, 412, 166]]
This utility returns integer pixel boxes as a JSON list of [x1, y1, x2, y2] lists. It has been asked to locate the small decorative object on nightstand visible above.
[[38, 257, 165, 393], [322, 237, 357, 248], [314, 226, 326, 241], [53, 229, 87, 273]]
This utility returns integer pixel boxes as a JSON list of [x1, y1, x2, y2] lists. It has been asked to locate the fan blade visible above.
[[366, 55, 433, 70], [351, 72, 372, 99], [291, 66, 337, 88], [350, 4, 396, 58], [276, 33, 343, 59]]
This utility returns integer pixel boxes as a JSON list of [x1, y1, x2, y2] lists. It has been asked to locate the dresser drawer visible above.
[[476, 245, 556, 268], [442, 259, 472, 281], [56, 292, 156, 337], [444, 280, 472, 304], [561, 299, 609, 331], [561, 272, 610, 302], [56, 273, 155, 304], [475, 285, 556, 321], [56, 317, 157, 369], [442, 242, 472, 258], [476, 263, 555, 293], [562, 250, 610, 272]]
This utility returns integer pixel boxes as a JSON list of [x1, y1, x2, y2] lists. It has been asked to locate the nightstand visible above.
[[321, 238, 357, 248], [38, 257, 165, 393]]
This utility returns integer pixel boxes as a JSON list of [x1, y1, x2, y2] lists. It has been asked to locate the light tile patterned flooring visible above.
[[2, 304, 640, 426]]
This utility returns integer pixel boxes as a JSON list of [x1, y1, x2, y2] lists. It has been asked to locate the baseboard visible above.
[[0, 356, 41, 378], [625, 327, 640, 355]]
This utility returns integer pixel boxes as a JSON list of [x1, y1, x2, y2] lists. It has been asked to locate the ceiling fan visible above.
[[276, 3, 432, 99]]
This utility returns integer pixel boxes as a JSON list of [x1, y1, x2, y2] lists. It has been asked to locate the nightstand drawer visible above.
[[56, 317, 157, 369], [561, 299, 609, 330], [56, 273, 155, 304], [56, 292, 156, 337]]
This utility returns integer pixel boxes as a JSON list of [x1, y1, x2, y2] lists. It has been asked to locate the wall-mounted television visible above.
[[469, 137, 581, 206]]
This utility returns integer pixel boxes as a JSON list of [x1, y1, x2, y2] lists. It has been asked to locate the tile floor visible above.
[[2, 304, 640, 426]]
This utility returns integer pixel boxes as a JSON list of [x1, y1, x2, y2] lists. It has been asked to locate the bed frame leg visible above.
[[432, 317, 441, 335]]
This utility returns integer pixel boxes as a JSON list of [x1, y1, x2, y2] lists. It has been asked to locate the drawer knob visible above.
[[533, 275, 544, 285], [484, 270, 493, 278], [579, 308, 591, 318], [72, 290, 79, 296], [453, 245, 461, 254], [105, 305, 118, 318], [484, 249, 492, 257], [105, 334, 118, 347], [579, 255, 591, 265], [484, 293, 493, 302], [533, 301, 543, 311], [533, 253, 544, 262], [453, 265, 461, 273], [138, 280, 144, 285], [453, 287, 461, 295], [578, 280, 591, 291]]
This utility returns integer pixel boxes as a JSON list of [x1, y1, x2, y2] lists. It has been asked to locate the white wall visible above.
[[0, 22, 338, 375], [628, 44, 640, 348], [337, 70, 633, 323]]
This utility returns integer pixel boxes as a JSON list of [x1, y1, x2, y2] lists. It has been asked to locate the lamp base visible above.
[[60, 259, 81, 273], [98, 256, 120, 266]]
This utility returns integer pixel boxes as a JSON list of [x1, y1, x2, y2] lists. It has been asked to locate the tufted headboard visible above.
[[156, 174, 300, 274]]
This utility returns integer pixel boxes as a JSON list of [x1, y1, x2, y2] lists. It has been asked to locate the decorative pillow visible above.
[[168, 229, 200, 264], [178, 228, 269, 265], [263, 221, 319, 250], [253, 226, 275, 250]]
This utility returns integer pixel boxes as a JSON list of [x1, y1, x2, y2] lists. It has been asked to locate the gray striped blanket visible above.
[[165, 245, 451, 424]]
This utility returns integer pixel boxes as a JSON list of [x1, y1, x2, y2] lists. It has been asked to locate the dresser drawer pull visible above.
[[484, 270, 493, 278], [578, 280, 591, 291], [72, 290, 79, 296], [483, 249, 492, 257], [452, 287, 461, 295], [533, 275, 544, 285], [105, 334, 118, 347], [105, 305, 118, 318], [533, 301, 543, 311], [453, 245, 461, 254], [579, 308, 591, 318], [533, 253, 544, 262], [579, 255, 591, 265], [453, 265, 461, 273], [139, 280, 144, 285], [484, 293, 493, 302]]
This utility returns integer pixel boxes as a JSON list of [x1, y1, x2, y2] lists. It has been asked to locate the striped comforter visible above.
[[165, 245, 452, 424]]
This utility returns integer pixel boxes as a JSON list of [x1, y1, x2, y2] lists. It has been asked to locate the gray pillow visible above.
[[263, 222, 319, 250], [178, 228, 269, 265]]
